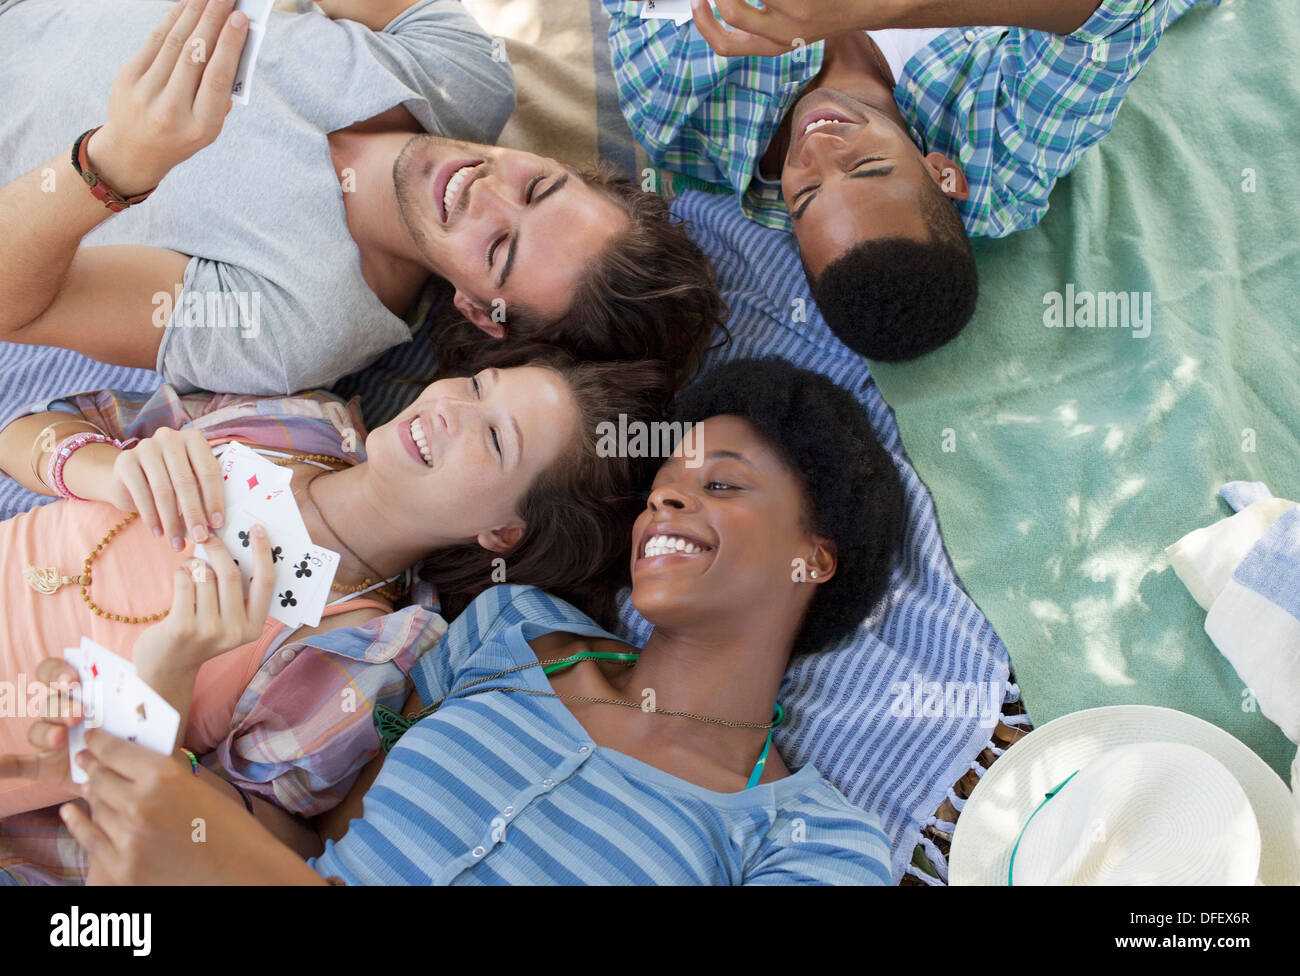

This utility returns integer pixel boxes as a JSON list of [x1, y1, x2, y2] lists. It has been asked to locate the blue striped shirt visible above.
[[310, 586, 892, 885]]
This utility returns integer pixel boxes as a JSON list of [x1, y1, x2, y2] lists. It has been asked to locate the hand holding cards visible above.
[[197, 443, 339, 628], [65, 639, 181, 785]]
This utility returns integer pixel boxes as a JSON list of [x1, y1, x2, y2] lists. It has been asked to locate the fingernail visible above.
[[172, 536, 185, 551], [191, 524, 209, 543], [153, 526, 163, 538], [211, 511, 224, 529], [251, 523, 266, 538], [59, 804, 72, 822], [231, 10, 247, 27]]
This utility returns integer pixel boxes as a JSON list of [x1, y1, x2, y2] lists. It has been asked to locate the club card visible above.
[[275, 543, 341, 629], [639, 0, 695, 25], [232, 0, 275, 105], [65, 639, 178, 785], [198, 442, 339, 627]]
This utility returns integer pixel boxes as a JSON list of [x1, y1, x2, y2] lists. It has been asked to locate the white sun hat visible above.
[[949, 705, 1300, 886]]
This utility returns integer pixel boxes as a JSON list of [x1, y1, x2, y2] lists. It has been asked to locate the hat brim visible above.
[[949, 705, 1300, 886]]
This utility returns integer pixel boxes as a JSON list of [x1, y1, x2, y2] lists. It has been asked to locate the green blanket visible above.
[[870, 0, 1300, 778]]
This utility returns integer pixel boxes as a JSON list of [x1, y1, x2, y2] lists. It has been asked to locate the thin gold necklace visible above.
[[304, 473, 406, 602]]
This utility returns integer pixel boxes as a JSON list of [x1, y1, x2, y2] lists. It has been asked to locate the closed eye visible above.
[[791, 158, 891, 219], [487, 235, 507, 268]]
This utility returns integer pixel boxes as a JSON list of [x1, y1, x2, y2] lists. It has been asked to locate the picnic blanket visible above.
[[868, 0, 1300, 779], [0, 0, 1015, 885]]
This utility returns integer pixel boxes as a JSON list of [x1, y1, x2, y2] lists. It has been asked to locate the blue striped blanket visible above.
[[0, 189, 1014, 882]]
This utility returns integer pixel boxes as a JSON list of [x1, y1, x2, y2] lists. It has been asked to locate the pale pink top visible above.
[[0, 490, 377, 818]]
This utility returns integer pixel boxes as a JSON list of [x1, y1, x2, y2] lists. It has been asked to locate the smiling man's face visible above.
[[781, 88, 963, 277], [393, 136, 629, 335]]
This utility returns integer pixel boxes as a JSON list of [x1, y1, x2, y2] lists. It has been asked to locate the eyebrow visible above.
[[791, 164, 896, 221], [495, 173, 570, 289], [706, 449, 756, 469]]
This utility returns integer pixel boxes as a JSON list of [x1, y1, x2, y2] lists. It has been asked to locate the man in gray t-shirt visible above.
[[0, 0, 719, 395]]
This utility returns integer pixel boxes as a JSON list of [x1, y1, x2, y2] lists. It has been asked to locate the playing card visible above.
[[198, 443, 339, 628], [232, 0, 275, 105], [639, 0, 695, 25], [276, 544, 341, 629], [65, 639, 177, 785]]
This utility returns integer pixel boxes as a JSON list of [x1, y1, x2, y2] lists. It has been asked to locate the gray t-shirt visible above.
[[0, 0, 515, 394]]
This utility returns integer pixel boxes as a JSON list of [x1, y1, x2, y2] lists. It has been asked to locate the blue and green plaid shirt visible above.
[[602, 0, 1216, 237]]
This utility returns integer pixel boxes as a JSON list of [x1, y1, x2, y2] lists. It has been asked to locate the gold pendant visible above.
[[23, 565, 85, 595]]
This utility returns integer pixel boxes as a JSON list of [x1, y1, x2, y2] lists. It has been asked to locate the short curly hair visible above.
[[670, 357, 904, 652], [806, 179, 978, 362]]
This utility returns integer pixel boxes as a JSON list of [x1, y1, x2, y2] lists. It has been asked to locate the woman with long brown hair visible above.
[[0, 346, 668, 882]]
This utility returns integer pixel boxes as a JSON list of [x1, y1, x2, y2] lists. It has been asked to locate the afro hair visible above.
[[807, 180, 978, 362], [670, 356, 904, 652]]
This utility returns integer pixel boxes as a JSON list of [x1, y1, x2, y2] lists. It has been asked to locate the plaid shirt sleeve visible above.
[[901, 0, 1216, 237], [600, 0, 821, 230], [206, 605, 448, 818]]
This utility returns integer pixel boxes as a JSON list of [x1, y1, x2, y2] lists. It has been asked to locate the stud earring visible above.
[[809, 570, 819, 579]]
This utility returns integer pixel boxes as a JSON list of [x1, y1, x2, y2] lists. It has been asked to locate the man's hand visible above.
[[63, 731, 326, 885], [690, 0, 881, 57], [90, 0, 251, 195]]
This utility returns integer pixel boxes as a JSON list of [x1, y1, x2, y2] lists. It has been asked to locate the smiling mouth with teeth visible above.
[[443, 164, 478, 219], [641, 534, 712, 558], [803, 118, 846, 136], [409, 416, 434, 467]]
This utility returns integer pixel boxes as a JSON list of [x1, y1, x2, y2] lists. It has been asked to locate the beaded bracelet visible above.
[[46, 431, 125, 501], [179, 747, 200, 775]]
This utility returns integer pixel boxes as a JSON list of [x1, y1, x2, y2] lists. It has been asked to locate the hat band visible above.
[[1007, 770, 1080, 886]]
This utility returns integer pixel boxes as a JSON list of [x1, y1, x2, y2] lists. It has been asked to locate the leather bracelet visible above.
[[71, 126, 157, 213]]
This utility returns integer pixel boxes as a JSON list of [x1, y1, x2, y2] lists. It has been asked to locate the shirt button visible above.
[[279, 647, 295, 662], [542, 778, 555, 788], [964, 29, 976, 42], [503, 806, 515, 816], [578, 745, 590, 754], [471, 846, 486, 858]]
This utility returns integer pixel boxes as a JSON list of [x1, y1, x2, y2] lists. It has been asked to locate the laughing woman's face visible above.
[[629, 415, 836, 642]]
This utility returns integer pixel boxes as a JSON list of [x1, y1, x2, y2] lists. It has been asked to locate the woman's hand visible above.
[[0, 658, 84, 797], [63, 731, 326, 885], [103, 426, 226, 551], [89, 0, 250, 196], [133, 528, 276, 679]]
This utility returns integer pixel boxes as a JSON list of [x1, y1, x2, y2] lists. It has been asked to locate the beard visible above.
[[392, 133, 439, 259]]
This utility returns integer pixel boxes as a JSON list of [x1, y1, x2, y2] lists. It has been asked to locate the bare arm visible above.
[[869, 0, 1103, 34], [692, 0, 1105, 56], [0, 0, 247, 362]]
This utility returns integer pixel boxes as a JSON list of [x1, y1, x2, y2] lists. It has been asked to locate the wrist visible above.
[[62, 442, 122, 501], [84, 126, 164, 199]]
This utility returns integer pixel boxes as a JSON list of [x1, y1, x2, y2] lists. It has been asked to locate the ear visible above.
[[477, 522, 524, 553], [923, 152, 970, 201], [453, 289, 506, 340], [806, 539, 837, 586]]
